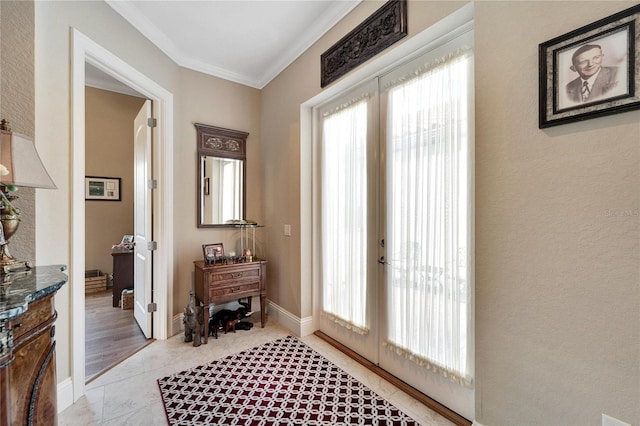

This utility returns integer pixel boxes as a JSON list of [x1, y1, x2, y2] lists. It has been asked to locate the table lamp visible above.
[[0, 119, 56, 274]]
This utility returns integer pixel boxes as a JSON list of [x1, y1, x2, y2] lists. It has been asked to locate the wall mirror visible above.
[[196, 123, 248, 227]]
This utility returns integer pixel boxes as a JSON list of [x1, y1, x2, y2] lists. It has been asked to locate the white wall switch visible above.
[[284, 224, 291, 236]]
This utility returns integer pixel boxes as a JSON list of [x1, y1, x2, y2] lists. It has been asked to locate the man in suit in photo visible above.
[[565, 44, 619, 104]]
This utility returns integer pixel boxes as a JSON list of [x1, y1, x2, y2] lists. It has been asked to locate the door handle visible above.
[[378, 256, 386, 265]]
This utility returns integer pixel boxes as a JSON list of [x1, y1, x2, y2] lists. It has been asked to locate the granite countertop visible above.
[[0, 265, 68, 322]]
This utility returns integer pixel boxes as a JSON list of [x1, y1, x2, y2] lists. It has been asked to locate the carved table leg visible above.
[[201, 301, 209, 344], [260, 294, 266, 328]]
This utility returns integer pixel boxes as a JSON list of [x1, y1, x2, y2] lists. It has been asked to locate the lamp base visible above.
[[0, 243, 33, 274], [1, 260, 33, 274]]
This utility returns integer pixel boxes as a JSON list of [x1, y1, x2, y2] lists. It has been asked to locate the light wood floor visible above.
[[85, 290, 150, 382]]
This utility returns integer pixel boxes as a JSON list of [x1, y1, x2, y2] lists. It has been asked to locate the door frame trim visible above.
[[70, 28, 174, 402]]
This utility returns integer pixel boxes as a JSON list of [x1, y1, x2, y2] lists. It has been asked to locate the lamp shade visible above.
[[0, 129, 56, 189]]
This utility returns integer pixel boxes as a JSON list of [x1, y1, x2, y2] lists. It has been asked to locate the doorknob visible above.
[[378, 256, 386, 265]]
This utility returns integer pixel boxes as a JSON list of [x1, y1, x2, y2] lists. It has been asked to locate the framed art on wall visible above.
[[539, 4, 640, 128], [85, 176, 121, 201]]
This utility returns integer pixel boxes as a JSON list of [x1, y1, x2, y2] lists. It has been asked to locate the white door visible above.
[[316, 80, 380, 362], [133, 100, 153, 338], [377, 36, 475, 418]]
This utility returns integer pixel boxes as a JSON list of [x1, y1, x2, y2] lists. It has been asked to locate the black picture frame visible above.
[[539, 4, 640, 128], [320, 0, 407, 88], [84, 176, 121, 201]]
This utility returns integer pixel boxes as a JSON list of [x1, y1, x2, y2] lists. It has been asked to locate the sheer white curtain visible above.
[[384, 49, 473, 385], [321, 98, 369, 334]]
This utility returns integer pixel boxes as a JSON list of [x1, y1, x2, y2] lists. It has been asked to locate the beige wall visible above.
[[173, 67, 261, 315], [261, 0, 639, 425], [85, 87, 145, 276], [475, 2, 638, 424]]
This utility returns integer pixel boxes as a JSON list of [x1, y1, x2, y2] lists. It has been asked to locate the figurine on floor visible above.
[[183, 292, 204, 347], [225, 319, 239, 334], [235, 321, 254, 331], [209, 301, 252, 338]]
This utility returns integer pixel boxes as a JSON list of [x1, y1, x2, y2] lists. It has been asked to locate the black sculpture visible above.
[[208, 300, 251, 338], [183, 292, 204, 347]]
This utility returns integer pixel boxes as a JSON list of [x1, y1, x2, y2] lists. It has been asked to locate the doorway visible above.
[[83, 83, 150, 382], [71, 28, 174, 403]]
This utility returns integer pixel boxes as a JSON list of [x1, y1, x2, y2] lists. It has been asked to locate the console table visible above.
[[0, 265, 67, 426], [194, 260, 267, 344], [111, 249, 133, 307]]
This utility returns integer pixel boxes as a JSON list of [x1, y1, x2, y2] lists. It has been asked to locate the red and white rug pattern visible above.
[[157, 335, 418, 425]]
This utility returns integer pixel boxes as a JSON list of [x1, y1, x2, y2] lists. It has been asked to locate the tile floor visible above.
[[59, 319, 455, 425]]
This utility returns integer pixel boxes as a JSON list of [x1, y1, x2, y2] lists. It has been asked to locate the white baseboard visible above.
[[172, 313, 184, 336], [300, 315, 314, 336], [267, 300, 314, 337], [57, 377, 74, 413]]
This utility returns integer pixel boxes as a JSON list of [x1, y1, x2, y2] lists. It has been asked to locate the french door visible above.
[[316, 31, 474, 419], [317, 79, 380, 361]]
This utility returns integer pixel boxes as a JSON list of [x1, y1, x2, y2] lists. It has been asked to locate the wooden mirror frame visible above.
[[195, 123, 249, 228]]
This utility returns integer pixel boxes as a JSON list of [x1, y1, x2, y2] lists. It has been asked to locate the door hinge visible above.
[[148, 179, 157, 189], [147, 302, 157, 313], [147, 117, 157, 128], [148, 241, 158, 251]]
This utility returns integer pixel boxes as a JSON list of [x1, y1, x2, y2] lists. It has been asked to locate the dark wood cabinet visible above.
[[111, 249, 134, 307], [0, 265, 67, 426], [194, 260, 267, 344], [10, 296, 58, 425]]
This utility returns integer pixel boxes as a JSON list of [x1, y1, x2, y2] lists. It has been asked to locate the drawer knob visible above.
[[231, 272, 243, 278]]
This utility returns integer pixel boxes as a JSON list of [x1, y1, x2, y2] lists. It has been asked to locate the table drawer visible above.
[[11, 297, 55, 343], [209, 281, 260, 299], [209, 267, 260, 284]]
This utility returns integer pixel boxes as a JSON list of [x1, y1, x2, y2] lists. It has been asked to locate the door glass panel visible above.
[[384, 50, 472, 384], [321, 99, 369, 333]]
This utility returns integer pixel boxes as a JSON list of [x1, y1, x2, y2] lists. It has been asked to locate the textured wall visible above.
[[0, 0, 36, 263]]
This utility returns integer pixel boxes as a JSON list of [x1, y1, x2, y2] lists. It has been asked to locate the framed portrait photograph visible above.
[[539, 4, 640, 128], [85, 176, 121, 201], [202, 243, 224, 261]]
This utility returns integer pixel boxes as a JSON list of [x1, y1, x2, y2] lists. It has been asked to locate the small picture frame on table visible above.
[[539, 4, 640, 128], [202, 243, 224, 264]]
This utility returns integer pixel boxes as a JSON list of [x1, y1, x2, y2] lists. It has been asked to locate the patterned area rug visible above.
[[157, 335, 418, 425]]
